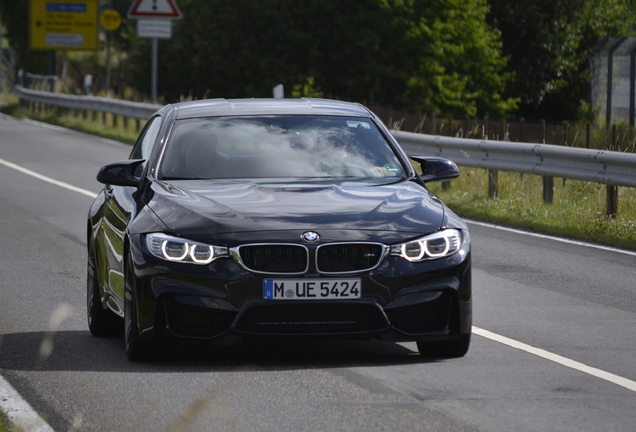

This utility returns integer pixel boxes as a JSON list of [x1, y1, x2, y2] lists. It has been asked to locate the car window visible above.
[[158, 115, 406, 180], [130, 116, 162, 177]]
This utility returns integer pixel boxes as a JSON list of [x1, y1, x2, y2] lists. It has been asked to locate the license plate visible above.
[[264, 279, 361, 300]]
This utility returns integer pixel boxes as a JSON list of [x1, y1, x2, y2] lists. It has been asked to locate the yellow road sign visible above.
[[30, 0, 99, 50], [100, 9, 121, 31]]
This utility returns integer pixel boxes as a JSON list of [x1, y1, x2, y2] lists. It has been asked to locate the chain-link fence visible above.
[[590, 37, 636, 127]]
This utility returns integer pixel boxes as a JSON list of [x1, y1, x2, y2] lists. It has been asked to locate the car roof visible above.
[[171, 98, 372, 120]]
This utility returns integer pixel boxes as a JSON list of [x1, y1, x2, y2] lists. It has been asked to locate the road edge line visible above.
[[0, 157, 98, 199], [473, 326, 636, 393], [0, 374, 55, 432]]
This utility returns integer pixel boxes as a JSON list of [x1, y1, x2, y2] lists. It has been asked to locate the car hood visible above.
[[146, 179, 445, 243]]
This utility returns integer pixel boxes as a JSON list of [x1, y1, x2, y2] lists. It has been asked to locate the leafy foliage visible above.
[[7, 0, 631, 120], [487, 0, 636, 120], [123, 0, 515, 115]]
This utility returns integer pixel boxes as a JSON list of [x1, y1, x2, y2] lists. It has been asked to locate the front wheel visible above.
[[417, 334, 470, 358]]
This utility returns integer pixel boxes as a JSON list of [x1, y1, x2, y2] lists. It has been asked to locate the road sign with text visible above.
[[30, 0, 99, 50]]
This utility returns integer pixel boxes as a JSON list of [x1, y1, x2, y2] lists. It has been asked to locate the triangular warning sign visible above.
[[128, 0, 183, 19]]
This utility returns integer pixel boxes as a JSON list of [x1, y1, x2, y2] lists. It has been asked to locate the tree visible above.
[[0, 0, 48, 75], [487, 0, 636, 121], [125, 0, 515, 116], [386, 0, 517, 116]]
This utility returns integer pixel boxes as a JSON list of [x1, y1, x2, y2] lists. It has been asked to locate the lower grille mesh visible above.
[[165, 297, 236, 338], [385, 294, 451, 334], [236, 302, 388, 334]]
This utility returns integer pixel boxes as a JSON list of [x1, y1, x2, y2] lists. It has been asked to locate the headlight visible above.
[[145, 233, 229, 265], [390, 229, 461, 262]]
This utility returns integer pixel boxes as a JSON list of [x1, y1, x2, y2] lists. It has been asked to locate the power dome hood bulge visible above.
[[146, 179, 446, 242]]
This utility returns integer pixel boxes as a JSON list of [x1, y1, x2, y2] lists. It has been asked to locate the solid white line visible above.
[[0, 157, 98, 199], [0, 375, 55, 432], [473, 326, 636, 393], [466, 219, 636, 257]]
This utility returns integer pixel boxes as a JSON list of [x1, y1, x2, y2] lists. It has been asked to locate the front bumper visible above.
[[128, 234, 472, 345]]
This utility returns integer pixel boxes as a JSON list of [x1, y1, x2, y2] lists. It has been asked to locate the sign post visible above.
[[100, 9, 121, 93], [128, 0, 182, 104]]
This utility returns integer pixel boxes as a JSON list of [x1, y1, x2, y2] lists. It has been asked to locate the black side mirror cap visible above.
[[96, 159, 145, 187], [410, 156, 460, 183]]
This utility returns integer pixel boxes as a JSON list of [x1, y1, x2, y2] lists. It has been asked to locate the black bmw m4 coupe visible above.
[[87, 98, 472, 361]]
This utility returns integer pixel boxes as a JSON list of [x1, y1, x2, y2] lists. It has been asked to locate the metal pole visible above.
[[48, 51, 56, 92], [105, 31, 112, 94], [151, 38, 158, 104]]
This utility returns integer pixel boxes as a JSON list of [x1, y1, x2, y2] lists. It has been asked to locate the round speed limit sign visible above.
[[100, 9, 122, 31]]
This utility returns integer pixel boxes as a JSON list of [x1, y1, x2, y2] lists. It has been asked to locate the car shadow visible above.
[[0, 330, 447, 373]]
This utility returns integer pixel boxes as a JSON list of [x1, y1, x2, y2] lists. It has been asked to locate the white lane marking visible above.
[[473, 326, 636, 393], [0, 375, 55, 432], [3, 157, 636, 394], [466, 219, 636, 257], [0, 157, 98, 199]]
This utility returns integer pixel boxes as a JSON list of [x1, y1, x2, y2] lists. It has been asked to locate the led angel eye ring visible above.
[[162, 240, 189, 261]]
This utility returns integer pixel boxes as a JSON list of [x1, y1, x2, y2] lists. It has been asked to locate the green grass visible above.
[[0, 410, 23, 432], [429, 168, 636, 251], [2, 94, 635, 251]]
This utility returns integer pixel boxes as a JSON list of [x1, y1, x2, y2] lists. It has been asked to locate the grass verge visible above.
[[428, 168, 636, 251], [0, 97, 140, 145], [1, 95, 635, 251], [0, 410, 23, 432]]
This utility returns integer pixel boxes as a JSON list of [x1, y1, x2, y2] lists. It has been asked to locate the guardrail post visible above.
[[542, 119, 546, 144], [483, 116, 489, 139], [543, 177, 554, 204], [488, 169, 498, 199], [606, 125, 619, 218]]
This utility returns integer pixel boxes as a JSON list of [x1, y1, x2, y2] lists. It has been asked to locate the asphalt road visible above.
[[1, 113, 635, 432]]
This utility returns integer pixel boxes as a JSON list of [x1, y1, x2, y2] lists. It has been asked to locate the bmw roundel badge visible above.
[[302, 231, 320, 242]]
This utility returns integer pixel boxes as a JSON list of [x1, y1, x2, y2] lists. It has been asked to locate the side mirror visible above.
[[410, 156, 460, 183], [96, 159, 145, 187]]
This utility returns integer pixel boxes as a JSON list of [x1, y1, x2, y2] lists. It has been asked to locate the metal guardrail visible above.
[[394, 131, 636, 188], [14, 86, 636, 188], [16, 85, 160, 119]]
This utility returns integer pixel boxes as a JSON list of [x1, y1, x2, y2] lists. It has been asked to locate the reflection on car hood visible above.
[[148, 179, 445, 241]]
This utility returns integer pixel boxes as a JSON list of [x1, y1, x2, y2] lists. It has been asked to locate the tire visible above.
[[417, 334, 470, 358], [124, 254, 155, 361], [87, 251, 121, 337]]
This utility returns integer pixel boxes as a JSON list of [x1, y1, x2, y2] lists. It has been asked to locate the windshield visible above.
[[158, 115, 407, 180]]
